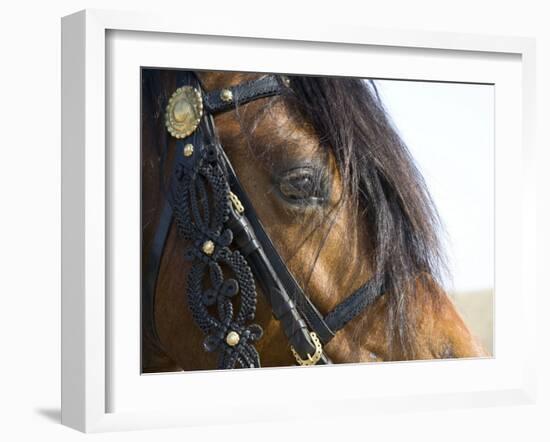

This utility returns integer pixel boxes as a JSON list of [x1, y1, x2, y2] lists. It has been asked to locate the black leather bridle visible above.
[[143, 71, 383, 369]]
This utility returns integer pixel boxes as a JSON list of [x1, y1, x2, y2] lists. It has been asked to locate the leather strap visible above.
[[142, 202, 173, 352], [324, 277, 385, 333], [217, 143, 336, 345], [204, 75, 283, 114], [200, 114, 330, 363]]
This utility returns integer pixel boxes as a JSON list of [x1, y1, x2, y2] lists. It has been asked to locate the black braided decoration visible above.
[[171, 135, 263, 369]]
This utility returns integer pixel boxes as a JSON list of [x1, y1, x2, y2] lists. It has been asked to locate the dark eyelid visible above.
[[275, 165, 330, 206]]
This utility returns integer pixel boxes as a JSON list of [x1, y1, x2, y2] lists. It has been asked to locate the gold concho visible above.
[[165, 86, 204, 139]]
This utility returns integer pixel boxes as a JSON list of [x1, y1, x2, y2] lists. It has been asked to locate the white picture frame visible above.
[[61, 9, 537, 433]]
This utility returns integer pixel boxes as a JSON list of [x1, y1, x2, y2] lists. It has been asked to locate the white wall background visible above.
[[0, 1, 548, 441], [374, 80, 494, 293]]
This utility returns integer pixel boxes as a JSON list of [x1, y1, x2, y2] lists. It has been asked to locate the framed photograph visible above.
[[61, 9, 537, 432]]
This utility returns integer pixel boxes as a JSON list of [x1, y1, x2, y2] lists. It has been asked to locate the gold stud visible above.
[[220, 88, 233, 103], [281, 75, 290, 86], [202, 240, 215, 255], [226, 331, 240, 347], [183, 143, 194, 157]]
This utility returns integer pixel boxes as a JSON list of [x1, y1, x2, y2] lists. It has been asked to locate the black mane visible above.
[[287, 76, 446, 357]]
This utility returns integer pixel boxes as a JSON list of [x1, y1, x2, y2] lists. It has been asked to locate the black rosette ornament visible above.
[[171, 128, 263, 369]]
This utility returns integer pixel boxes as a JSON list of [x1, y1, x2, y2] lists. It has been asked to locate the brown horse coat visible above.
[[141, 71, 486, 372]]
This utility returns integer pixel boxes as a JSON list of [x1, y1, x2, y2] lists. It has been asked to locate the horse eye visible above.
[[278, 167, 328, 205]]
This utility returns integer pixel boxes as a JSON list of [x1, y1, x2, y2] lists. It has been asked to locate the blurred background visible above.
[[374, 80, 494, 355]]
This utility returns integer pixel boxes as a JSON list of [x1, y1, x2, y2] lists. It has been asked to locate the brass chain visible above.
[[229, 191, 245, 214]]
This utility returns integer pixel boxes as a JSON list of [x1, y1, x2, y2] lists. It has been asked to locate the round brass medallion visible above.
[[165, 86, 204, 139]]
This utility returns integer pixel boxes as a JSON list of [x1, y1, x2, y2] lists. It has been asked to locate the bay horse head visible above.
[[141, 69, 486, 371]]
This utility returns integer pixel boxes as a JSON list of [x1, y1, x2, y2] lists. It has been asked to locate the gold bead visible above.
[[281, 75, 290, 86], [202, 240, 215, 255], [183, 143, 194, 157], [226, 331, 240, 347], [220, 88, 233, 103]]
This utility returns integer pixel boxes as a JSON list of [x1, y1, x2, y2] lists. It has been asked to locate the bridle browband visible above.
[[143, 70, 384, 369]]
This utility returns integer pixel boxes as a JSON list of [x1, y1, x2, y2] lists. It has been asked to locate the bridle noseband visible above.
[[144, 71, 383, 369]]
